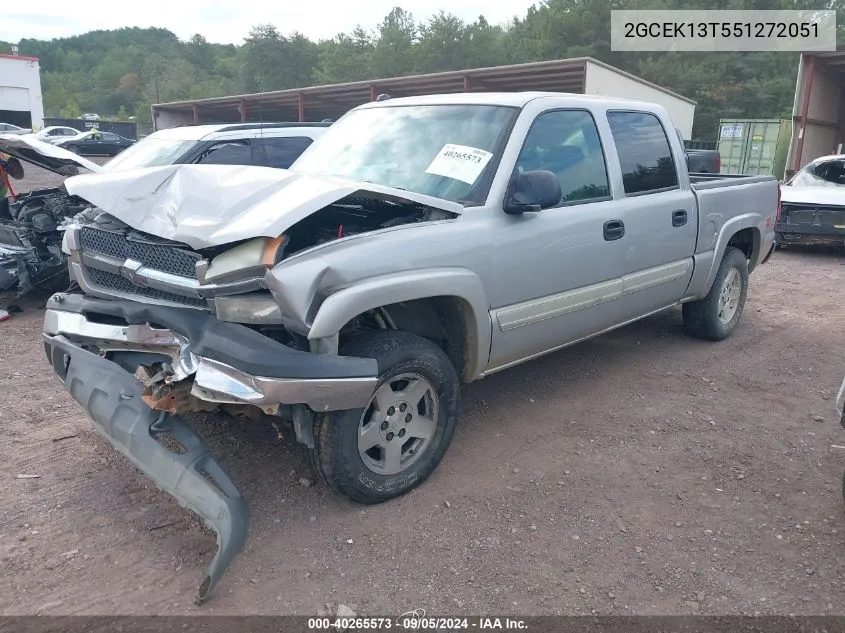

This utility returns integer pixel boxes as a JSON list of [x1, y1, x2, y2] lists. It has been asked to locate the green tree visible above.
[[372, 7, 417, 77], [314, 28, 375, 84], [415, 11, 469, 73], [62, 98, 82, 118], [184, 33, 215, 75]]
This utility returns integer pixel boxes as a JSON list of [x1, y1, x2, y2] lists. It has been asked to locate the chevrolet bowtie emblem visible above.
[[119, 259, 145, 286]]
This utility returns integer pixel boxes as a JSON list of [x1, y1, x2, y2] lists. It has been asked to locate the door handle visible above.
[[672, 209, 688, 227], [603, 219, 625, 241]]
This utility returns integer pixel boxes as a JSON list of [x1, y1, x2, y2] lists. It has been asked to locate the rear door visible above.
[[193, 140, 255, 165], [605, 110, 697, 321], [100, 133, 120, 154], [256, 135, 315, 169]]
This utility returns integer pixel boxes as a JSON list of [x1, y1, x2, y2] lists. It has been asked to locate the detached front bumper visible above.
[[42, 292, 379, 603]]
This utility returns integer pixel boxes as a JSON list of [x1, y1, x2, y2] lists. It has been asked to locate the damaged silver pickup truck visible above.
[[42, 93, 780, 602]]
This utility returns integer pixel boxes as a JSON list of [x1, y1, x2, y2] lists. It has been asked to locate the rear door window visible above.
[[606, 111, 678, 195], [257, 136, 314, 169], [195, 140, 254, 165]]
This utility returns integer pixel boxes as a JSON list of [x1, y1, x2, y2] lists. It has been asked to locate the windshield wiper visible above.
[[360, 178, 406, 191]]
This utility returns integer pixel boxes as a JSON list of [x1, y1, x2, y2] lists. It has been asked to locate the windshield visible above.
[[788, 158, 845, 187], [102, 137, 196, 172], [291, 104, 518, 204]]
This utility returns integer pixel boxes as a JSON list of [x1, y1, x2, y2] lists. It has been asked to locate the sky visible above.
[[5, 0, 540, 45]]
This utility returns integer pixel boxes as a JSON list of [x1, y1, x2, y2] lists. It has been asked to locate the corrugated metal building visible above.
[[151, 57, 697, 138], [786, 48, 845, 178]]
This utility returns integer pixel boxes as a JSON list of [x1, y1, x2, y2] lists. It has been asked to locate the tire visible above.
[[682, 246, 749, 341], [307, 330, 460, 504], [66, 145, 79, 154]]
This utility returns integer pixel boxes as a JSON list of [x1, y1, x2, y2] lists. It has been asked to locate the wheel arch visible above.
[[307, 268, 491, 382], [692, 215, 762, 299]]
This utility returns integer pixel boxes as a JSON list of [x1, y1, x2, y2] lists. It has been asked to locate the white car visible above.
[[0, 122, 30, 135], [777, 154, 845, 248], [101, 121, 330, 172], [33, 126, 83, 144]]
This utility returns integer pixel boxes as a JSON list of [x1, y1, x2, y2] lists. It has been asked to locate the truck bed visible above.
[[689, 173, 779, 263]]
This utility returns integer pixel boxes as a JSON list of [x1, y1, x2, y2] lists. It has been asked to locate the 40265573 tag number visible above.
[[308, 617, 393, 629]]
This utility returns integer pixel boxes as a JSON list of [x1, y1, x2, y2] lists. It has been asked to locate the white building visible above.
[[0, 53, 45, 131]]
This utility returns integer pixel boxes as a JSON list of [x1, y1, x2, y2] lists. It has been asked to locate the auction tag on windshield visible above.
[[425, 144, 493, 185]]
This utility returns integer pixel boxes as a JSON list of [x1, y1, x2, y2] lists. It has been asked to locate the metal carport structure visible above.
[[151, 57, 696, 138], [786, 46, 845, 178]]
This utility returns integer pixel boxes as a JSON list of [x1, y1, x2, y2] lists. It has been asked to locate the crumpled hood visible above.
[[0, 132, 101, 175], [63, 164, 463, 249], [781, 185, 845, 206]]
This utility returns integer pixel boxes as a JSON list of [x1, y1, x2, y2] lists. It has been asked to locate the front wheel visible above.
[[66, 145, 79, 154], [307, 330, 460, 504], [682, 246, 749, 341]]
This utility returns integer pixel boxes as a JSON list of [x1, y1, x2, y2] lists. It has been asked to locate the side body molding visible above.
[[307, 268, 492, 382]]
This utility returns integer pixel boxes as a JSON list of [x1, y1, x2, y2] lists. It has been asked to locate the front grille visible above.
[[80, 226, 201, 278], [85, 267, 206, 307]]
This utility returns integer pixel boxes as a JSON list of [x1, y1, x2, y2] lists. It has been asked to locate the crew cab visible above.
[[41, 92, 779, 603]]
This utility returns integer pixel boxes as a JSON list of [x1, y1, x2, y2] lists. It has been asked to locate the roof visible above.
[[0, 53, 39, 63], [151, 57, 695, 125], [148, 121, 332, 140], [804, 47, 845, 75], [356, 91, 673, 110]]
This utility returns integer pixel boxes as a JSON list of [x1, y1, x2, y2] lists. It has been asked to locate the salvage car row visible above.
[[2, 92, 842, 607]]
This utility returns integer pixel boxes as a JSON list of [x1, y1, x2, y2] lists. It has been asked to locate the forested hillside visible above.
[[4, 0, 843, 139]]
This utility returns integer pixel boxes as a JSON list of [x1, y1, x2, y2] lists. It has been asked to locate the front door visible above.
[[487, 108, 626, 372]]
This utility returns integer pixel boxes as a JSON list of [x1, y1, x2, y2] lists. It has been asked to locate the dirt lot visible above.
[[1, 163, 844, 617]]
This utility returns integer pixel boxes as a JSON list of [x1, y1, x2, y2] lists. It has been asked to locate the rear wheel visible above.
[[66, 145, 80, 154], [683, 246, 749, 341], [307, 330, 460, 504]]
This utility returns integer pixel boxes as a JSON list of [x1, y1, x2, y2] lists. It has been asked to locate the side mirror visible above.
[[504, 170, 561, 215]]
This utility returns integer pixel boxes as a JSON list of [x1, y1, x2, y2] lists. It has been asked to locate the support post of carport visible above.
[[239, 100, 248, 122], [192, 104, 199, 125], [370, 84, 378, 101], [463, 74, 471, 92], [794, 55, 816, 171], [298, 93, 305, 122]]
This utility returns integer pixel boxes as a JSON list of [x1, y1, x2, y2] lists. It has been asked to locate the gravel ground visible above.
[[0, 164, 843, 617]]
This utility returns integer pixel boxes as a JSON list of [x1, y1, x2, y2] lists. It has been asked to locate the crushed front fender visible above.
[[43, 333, 249, 604]]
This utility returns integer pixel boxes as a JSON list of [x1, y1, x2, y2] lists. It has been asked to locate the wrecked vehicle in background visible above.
[[0, 122, 330, 295], [778, 154, 845, 249], [42, 93, 778, 602], [0, 133, 101, 293]]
